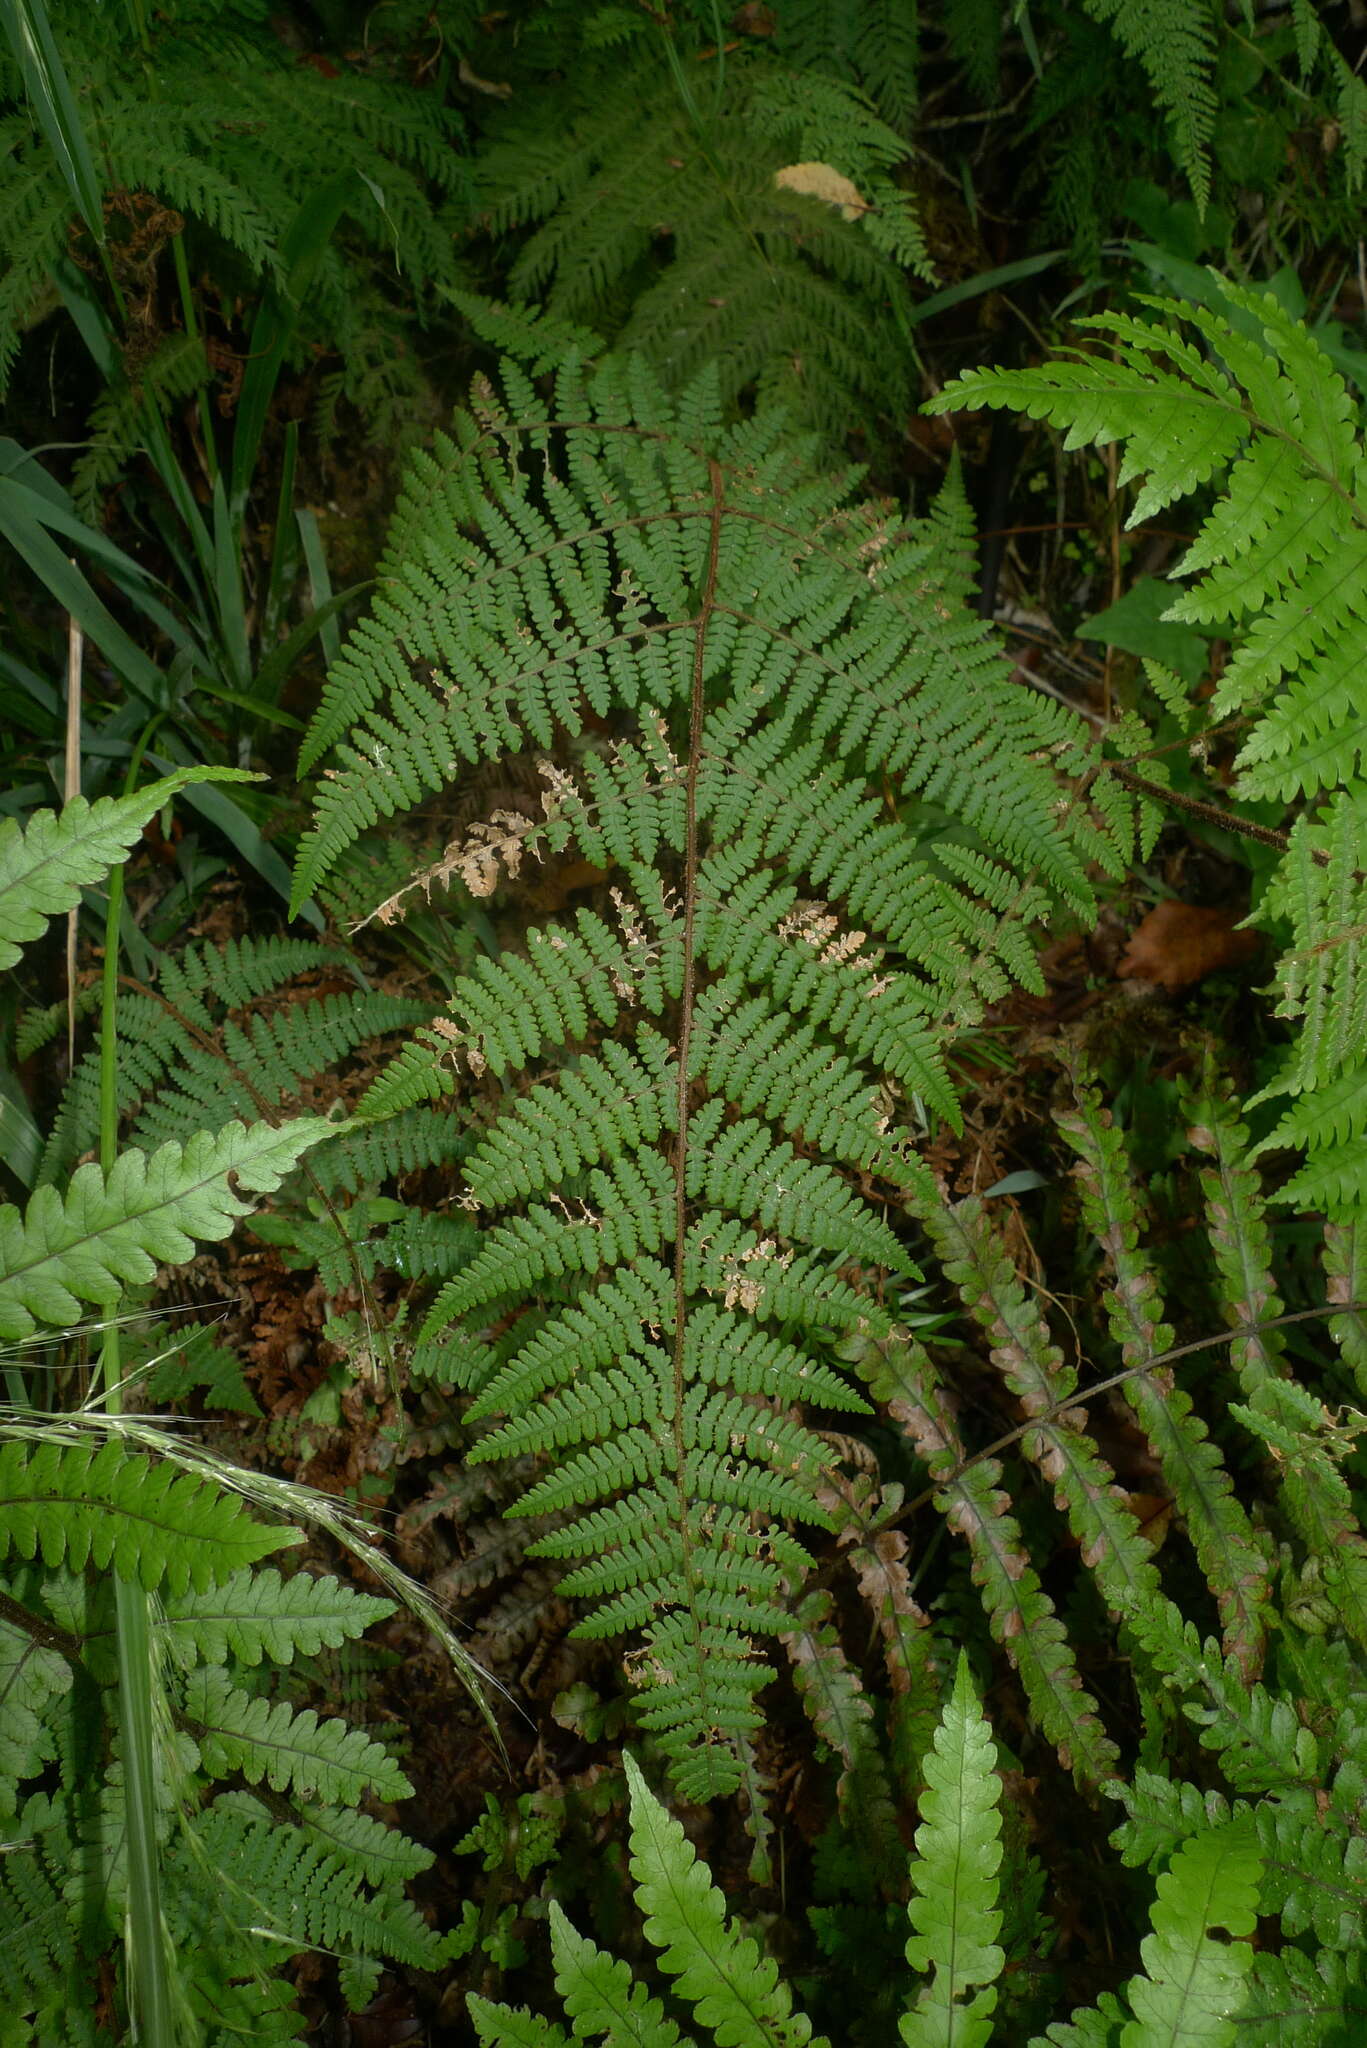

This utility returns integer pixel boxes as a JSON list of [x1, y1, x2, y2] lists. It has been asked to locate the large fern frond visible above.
[[293, 349, 1099, 1793], [469, 44, 927, 449]]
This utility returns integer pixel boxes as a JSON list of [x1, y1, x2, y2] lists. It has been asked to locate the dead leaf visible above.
[[775, 162, 869, 222], [1125, 1491, 1175, 1551], [458, 55, 512, 97], [1116, 900, 1259, 992]]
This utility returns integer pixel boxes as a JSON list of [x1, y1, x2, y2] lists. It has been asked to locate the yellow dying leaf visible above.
[[774, 161, 869, 222]]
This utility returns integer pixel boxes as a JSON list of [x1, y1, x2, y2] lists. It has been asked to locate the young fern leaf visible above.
[[902, 1651, 1004, 2048], [549, 1904, 690, 2048], [468, 1995, 574, 2048]]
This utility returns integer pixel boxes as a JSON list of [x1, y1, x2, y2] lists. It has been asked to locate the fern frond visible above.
[[1326, 1220, 1367, 1399], [782, 1590, 904, 1889], [0, 1438, 294, 1594], [0, 772, 254, 973], [1121, 1821, 1261, 2045], [929, 276, 1367, 1217], [866, 1338, 1122, 1791], [549, 1905, 689, 2048], [469, 1994, 574, 2048], [1057, 1069, 1272, 1672], [775, 0, 921, 128], [1186, 1061, 1367, 1644], [161, 1566, 392, 1669], [901, 1651, 1004, 2048], [0, 1117, 333, 1341], [0, 1618, 70, 1814], [293, 349, 1100, 1787], [1242, 1945, 1367, 2042], [169, 1799, 446, 1996], [470, 42, 925, 447], [914, 1187, 1170, 1624], [1121, 1598, 1321, 1796], [0, 1833, 90, 2018], [623, 1751, 827, 2048], [1079, 0, 1218, 207], [181, 1667, 410, 1804]]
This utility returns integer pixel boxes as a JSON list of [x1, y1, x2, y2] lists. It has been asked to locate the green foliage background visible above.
[[1, 0, 1366, 2042]]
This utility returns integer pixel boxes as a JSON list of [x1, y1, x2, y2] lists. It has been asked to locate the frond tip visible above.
[[901, 1652, 1004, 2048]]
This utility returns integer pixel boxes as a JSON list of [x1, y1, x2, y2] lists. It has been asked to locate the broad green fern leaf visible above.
[[0, 770, 255, 972], [1120, 1823, 1261, 2046], [624, 1751, 826, 2048], [0, 1117, 334, 1342], [161, 1566, 393, 1669], [181, 1666, 411, 1804], [0, 1437, 295, 1594]]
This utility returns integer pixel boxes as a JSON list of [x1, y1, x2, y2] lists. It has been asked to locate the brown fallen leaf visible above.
[[1117, 900, 1259, 992], [775, 161, 869, 221]]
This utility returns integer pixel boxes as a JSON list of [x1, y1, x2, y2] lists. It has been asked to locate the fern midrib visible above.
[[669, 457, 725, 1658]]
